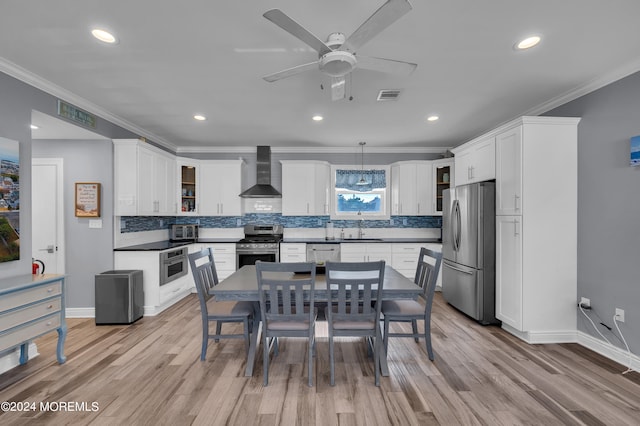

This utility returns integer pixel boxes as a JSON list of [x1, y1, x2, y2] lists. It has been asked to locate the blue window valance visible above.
[[335, 169, 386, 191]]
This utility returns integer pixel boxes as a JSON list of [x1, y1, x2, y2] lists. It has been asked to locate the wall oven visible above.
[[160, 247, 188, 285], [236, 224, 283, 269]]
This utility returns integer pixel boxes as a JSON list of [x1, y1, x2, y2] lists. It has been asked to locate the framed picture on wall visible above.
[[631, 135, 640, 167], [75, 182, 101, 217], [0, 136, 20, 263]]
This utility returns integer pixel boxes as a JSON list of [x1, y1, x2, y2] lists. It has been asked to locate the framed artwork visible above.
[[631, 135, 640, 166], [75, 182, 101, 217], [0, 136, 20, 262]]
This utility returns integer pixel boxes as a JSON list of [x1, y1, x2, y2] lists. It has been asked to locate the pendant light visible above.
[[356, 141, 368, 185]]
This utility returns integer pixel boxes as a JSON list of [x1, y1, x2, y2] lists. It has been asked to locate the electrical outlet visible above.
[[615, 308, 625, 323], [579, 297, 591, 309]]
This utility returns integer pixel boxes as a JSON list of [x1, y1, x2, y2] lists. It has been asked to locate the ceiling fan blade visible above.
[[263, 61, 319, 82], [330, 76, 346, 101], [263, 9, 332, 55], [357, 55, 417, 75], [340, 0, 412, 53]]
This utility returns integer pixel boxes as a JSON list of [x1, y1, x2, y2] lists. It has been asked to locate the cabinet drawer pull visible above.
[[47, 304, 54, 309], [46, 321, 53, 326], [47, 287, 54, 293]]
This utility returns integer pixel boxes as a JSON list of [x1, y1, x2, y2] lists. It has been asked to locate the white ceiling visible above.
[[3, 0, 640, 152]]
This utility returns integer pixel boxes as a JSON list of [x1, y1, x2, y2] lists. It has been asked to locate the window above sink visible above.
[[330, 166, 390, 221]]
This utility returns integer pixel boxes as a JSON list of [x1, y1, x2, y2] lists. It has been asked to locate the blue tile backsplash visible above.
[[120, 214, 441, 233]]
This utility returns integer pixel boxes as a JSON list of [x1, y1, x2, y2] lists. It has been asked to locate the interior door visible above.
[[32, 158, 65, 274]]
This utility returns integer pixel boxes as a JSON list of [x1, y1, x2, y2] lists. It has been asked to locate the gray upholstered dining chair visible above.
[[188, 248, 254, 361], [325, 260, 386, 387], [256, 261, 317, 386], [381, 247, 442, 361]]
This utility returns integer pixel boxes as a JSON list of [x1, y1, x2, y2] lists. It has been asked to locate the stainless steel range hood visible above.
[[239, 146, 282, 198]]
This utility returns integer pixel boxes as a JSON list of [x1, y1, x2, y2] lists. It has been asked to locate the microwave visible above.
[[171, 224, 199, 241]]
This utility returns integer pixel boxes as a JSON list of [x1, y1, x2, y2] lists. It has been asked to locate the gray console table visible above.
[[0, 274, 67, 365]]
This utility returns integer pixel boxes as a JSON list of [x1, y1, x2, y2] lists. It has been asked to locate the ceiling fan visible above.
[[262, 0, 417, 101]]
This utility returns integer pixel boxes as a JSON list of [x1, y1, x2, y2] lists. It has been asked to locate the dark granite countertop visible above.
[[282, 238, 442, 244], [114, 238, 240, 251]]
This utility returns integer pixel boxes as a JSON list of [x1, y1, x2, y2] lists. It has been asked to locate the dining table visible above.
[[211, 264, 423, 377]]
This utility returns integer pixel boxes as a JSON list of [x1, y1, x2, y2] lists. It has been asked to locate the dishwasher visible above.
[[306, 244, 340, 273]]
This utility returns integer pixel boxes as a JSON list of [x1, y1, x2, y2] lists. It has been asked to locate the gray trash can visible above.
[[95, 270, 144, 325]]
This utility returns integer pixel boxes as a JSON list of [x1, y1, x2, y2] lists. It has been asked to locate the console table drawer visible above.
[[0, 314, 61, 353], [0, 297, 62, 333], [0, 282, 62, 312]]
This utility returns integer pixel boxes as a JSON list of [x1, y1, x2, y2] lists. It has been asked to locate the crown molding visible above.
[[0, 57, 177, 151], [525, 56, 640, 116], [176, 145, 451, 155]]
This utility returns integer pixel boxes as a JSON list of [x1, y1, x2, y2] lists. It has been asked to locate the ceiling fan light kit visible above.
[[262, 0, 417, 101]]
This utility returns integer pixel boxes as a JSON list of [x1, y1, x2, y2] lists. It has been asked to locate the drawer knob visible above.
[[47, 287, 53, 292], [47, 304, 53, 309], [47, 321, 52, 326]]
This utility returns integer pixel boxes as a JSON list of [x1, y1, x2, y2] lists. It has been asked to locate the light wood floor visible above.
[[1, 293, 639, 425]]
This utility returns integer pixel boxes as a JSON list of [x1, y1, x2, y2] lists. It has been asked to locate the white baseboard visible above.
[[576, 331, 640, 372], [501, 324, 638, 372], [0, 343, 39, 374], [65, 307, 95, 318]]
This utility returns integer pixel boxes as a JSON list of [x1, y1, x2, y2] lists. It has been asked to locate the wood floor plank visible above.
[[1, 293, 640, 425]]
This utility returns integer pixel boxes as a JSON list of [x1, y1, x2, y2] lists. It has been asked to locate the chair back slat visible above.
[[189, 248, 220, 308], [256, 261, 316, 324], [417, 247, 443, 304], [325, 261, 385, 323]]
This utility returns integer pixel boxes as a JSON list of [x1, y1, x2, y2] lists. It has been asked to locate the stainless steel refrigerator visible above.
[[442, 181, 499, 325]]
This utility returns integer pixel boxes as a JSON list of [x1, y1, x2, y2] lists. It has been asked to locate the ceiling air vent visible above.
[[377, 89, 401, 101]]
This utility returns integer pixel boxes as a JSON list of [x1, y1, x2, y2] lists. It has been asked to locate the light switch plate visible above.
[[89, 219, 103, 229]]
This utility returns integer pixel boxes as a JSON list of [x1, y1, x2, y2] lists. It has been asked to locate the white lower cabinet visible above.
[[280, 243, 307, 262], [495, 216, 523, 330], [200, 243, 237, 281], [391, 243, 443, 288], [114, 250, 192, 316], [340, 243, 392, 263]]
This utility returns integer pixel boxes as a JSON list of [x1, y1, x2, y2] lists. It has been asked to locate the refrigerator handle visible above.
[[450, 200, 458, 251], [443, 261, 474, 275], [454, 200, 462, 251]]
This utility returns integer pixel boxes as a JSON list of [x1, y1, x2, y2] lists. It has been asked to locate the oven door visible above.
[[236, 250, 279, 269], [160, 248, 188, 285]]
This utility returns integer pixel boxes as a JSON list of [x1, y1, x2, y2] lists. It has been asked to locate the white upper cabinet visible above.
[[391, 161, 433, 215], [281, 161, 330, 216], [114, 139, 176, 216], [495, 126, 523, 215], [453, 135, 495, 186], [176, 159, 243, 216], [431, 158, 454, 216], [199, 160, 244, 216]]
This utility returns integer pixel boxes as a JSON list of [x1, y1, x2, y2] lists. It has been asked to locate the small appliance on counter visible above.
[[171, 224, 199, 241], [325, 221, 335, 240]]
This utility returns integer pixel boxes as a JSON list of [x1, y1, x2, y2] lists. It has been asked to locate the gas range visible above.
[[236, 224, 283, 250], [236, 224, 283, 267]]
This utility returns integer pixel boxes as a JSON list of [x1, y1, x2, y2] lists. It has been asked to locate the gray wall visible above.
[[545, 71, 640, 355], [0, 71, 137, 307], [32, 139, 114, 308]]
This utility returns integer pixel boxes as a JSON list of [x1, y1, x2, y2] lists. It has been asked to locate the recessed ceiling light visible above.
[[427, 115, 439, 122], [193, 115, 207, 121], [312, 115, 323, 121], [91, 28, 118, 44], [30, 124, 39, 130], [516, 35, 541, 50]]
